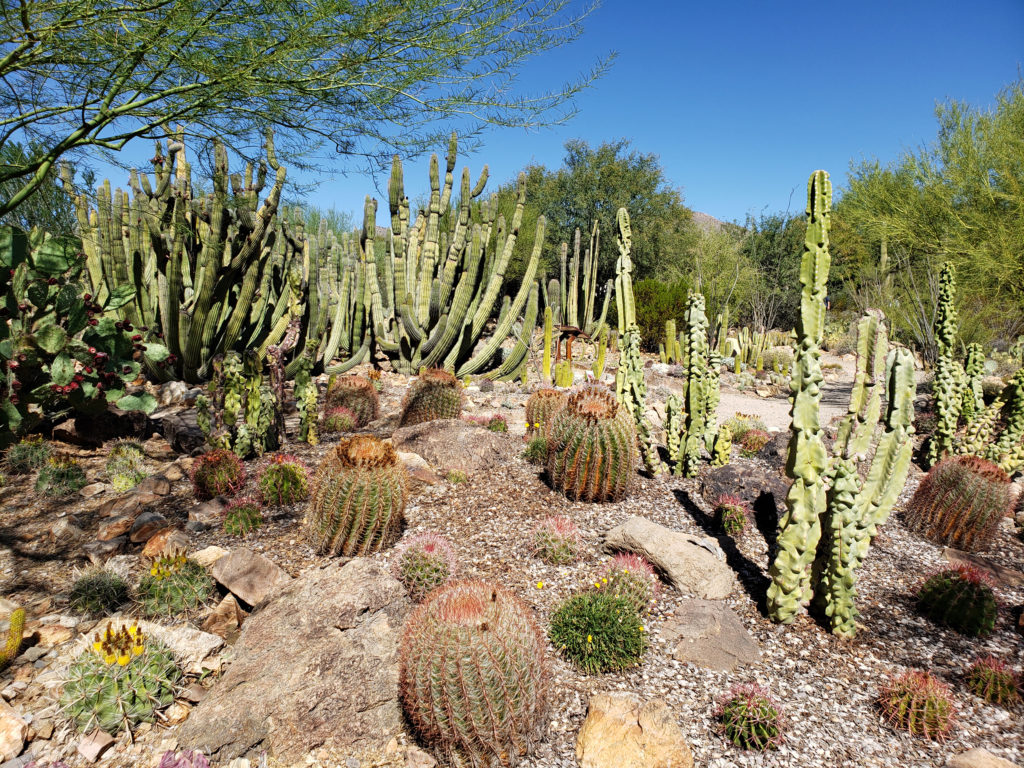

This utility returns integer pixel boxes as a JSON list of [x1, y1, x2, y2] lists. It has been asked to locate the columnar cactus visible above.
[[547, 384, 636, 502], [399, 368, 464, 426], [560, 221, 613, 339], [961, 343, 986, 423], [0, 607, 24, 670], [928, 262, 963, 465], [665, 393, 685, 468], [767, 171, 832, 624], [306, 436, 406, 556], [681, 293, 712, 477], [542, 305, 553, 384], [325, 374, 380, 427], [834, 310, 887, 458], [525, 388, 567, 437], [399, 581, 548, 767], [592, 326, 608, 379], [711, 424, 732, 467]]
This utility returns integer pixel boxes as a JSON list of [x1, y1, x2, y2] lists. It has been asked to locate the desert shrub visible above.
[[136, 554, 214, 616], [257, 454, 309, 506], [69, 570, 132, 616], [35, 455, 87, 497], [223, 497, 263, 536], [105, 440, 147, 492], [446, 469, 467, 484], [762, 346, 793, 374], [3, 435, 52, 474], [715, 684, 784, 751], [531, 516, 583, 565], [322, 405, 357, 433], [599, 553, 659, 615], [634, 279, 689, 352], [738, 429, 771, 457], [917, 565, 998, 637], [391, 532, 457, 602], [522, 435, 549, 464], [964, 656, 1020, 707], [722, 413, 767, 442], [548, 591, 647, 674], [715, 493, 751, 536], [878, 670, 955, 740], [190, 449, 245, 500]]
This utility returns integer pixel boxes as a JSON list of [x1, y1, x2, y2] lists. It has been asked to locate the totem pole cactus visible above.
[[195, 352, 279, 458], [665, 393, 685, 469], [592, 326, 608, 379], [542, 306, 553, 384], [961, 343, 986, 423], [833, 310, 887, 458], [681, 293, 712, 477], [766, 171, 832, 624], [711, 424, 732, 467], [928, 262, 962, 465]]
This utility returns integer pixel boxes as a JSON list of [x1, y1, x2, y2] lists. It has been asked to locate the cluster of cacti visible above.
[[956, 368, 1024, 476], [105, 439, 147, 492], [3, 435, 52, 474], [731, 327, 772, 370], [599, 553, 659, 614], [306, 436, 406, 556], [715, 494, 751, 536], [551, 221, 613, 340], [69, 570, 131, 616], [877, 670, 955, 740], [35, 454, 87, 497], [833, 311, 887, 457], [546, 384, 636, 502], [195, 352, 280, 458], [322, 405, 357, 433], [554, 360, 574, 388], [659, 318, 682, 364], [399, 368, 464, 427], [904, 455, 1013, 552], [0, 607, 24, 670], [391, 532, 457, 602], [715, 684, 785, 751], [463, 413, 508, 432], [137, 554, 215, 616], [400, 580, 548, 767], [964, 656, 1020, 707], [531, 516, 583, 564], [325, 374, 380, 426], [548, 589, 647, 674], [223, 497, 264, 536], [190, 449, 246, 500], [917, 565, 998, 637], [60, 623, 180, 733], [525, 388, 567, 437], [257, 454, 309, 505]]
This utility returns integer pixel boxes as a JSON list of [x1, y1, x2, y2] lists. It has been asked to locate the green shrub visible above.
[[223, 497, 263, 536], [634, 279, 689, 352], [35, 455, 87, 497], [105, 439, 147, 492], [548, 591, 647, 674], [257, 454, 309, 506], [3, 435, 52, 474], [446, 469, 467, 484], [69, 570, 131, 616], [531, 516, 583, 565], [391, 532, 457, 602], [715, 684, 784, 751], [522, 435, 548, 465], [136, 554, 214, 616]]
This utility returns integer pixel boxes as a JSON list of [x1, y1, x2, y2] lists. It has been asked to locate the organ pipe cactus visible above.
[[681, 293, 712, 477], [560, 221, 612, 339], [961, 343, 986, 423], [542, 305, 553, 383], [767, 171, 832, 624]]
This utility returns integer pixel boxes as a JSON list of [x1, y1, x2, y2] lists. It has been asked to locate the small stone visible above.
[[142, 528, 190, 559], [180, 684, 207, 704], [20, 647, 45, 664], [189, 498, 227, 527], [163, 464, 185, 482], [142, 435, 178, 460], [31, 625, 73, 648], [137, 475, 172, 496], [662, 599, 760, 671], [946, 748, 1021, 768], [0, 702, 26, 761], [190, 546, 229, 568], [211, 549, 291, 607], [31, 718, 53, 740], [404, 746, 436, 768], [576, 693, 693, 768], [130, 511, 169, 543], [201, 594, 248, 641], [162, 702, 190, 726], [48, 518, 85, 544], [77, 729, 115, 762], [755, 387, 772, 398], [408, 467, 440, 486], [78, 483, 108, 499], [82, 537, 126, 566], [159, 381, 190, 407], [97, 516, 134, 542]]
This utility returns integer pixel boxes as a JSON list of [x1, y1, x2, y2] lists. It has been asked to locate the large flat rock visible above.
[[660, 598, 760, 671], [391, 419, 507, 474], [177, 558, 411, 764], [576, 693, 693, 768]]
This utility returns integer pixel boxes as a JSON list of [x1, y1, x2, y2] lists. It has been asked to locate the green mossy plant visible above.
[[548, 590, 647, 674]]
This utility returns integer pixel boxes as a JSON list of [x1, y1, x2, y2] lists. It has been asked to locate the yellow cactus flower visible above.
[[117, 652, 130, 666], [586, 635, 593, 643], [536, 581, 543, 589]]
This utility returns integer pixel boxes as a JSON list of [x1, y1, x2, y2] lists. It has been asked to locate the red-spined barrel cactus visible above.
[[905, 455, 1013, 552], [322, 405, 358, 433], [392, 532, 457, 602], [547, 384, 636, 502], [325, 375, 380, 427], [878, 670, 955, 740], [190, 449, 245, 500], [400, 581, 548, 768], [306, 436, 406, 556], [965, 656, 1020, 707], [917, 565, 998, 637], [525, 388, 567, 437], [399, 368, 464, 427]]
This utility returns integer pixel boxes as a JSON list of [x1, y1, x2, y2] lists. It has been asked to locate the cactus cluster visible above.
[[325, 375, 380, 427], [223, 497, 263, 536], [904, 455, 1013, 552], [190, 449, 246, 500], [69, 570, 131, 616], [547, 384, 636, 503], [391, 532, 457, 602], [0, 607, 24, 670], [399, 368, 464, 427], [715, 684, 785, 752], [60, 623, 180, 733], [964, 656, 1020, 707], [531, 516, 583, 565], [917, 565, 998, 637], [877, 670, 955, 740], [137, 554, 215, 616], [105, 439, 147, 492], [548, 589, 647, 674], [3, 435, 52, 474], [306, 436, 406, 556], [195, 352, 280, 458], [257, 454, 309, 506], [525, 388, 567, 437], [35, 454, 87, 497], [552, 221, 613, 340], [400, 580, 548, 767], [522, 435, 549, 465]]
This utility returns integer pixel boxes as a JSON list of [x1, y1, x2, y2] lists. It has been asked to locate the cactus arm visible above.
[[486, 282, 539, 381], [542, 305, 553, 384]]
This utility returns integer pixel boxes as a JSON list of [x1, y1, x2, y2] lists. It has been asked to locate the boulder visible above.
[[660, 599, 760, 671], [701, 462, 790, 520], [943, 548, 1024, 588], [391, 419, 507, 474], [129, 511, 169, 543], [188, 498, 227, 529], [177, 559, 411, 764], [947, 749, 1021, 768], [189, 546, 229, 568], [137, 475, 172, 496], [210, 549, 291, 608], [0, 701, 26, 762], [97, 516, 134, 542], [576, 693, 693, 768], [603, 517, 735, 599]]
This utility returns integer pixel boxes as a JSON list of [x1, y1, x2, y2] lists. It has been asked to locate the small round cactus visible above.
[[531, 516, 583, 565], [548, 590, 647, 674], [715, 684, 784, 751], [60, 623, 181, 733], [136, 554, 215, 616], [878, 670, 955, 740], [547, 384, 636, 503], [325, 375, 380, 427], [715, 493, 751, 536], [400, 580, 548, 767], [917, 565, 998, 637], [306, 436, 406, 556], [392, 532, 457, 602], [322, 405, 357, 433], [69, 569, 132, 616], [399, 368, 464, 427], [105, 440, 147, 492], [223, 497, 263, 536], [525, 388, 567, 437], [964, 656, 1020, 707], [600, 553, 660, 615], [4, 435, 52, 474], [35, 455, 87, 497], [738, 429, 771, 457], [257, 454, 309, 505], [190, 449, 245, 500]]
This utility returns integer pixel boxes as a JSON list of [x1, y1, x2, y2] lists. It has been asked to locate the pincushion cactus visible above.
[[3, 435, 51, 474], [105, 440, 148, 492], [392, 532, 457, 602], [878, 670, 955, 740], [715, 494, 751, 536], [0, 607, 24, 670], [190, 449, 245, 500], [69, 570, 131, 616], [306, 436, 406, 556], [325, 375, 380, 427], [35, 455, 87, 497], [525, 388, 567, 437], [715, 684, 784, 751], [917, 565, 998, 637], [399, 368, 464, 427], [547, 384, 636, 502], [400, 580, 548, 767]]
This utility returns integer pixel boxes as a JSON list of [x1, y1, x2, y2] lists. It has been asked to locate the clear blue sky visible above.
[[87, 0, 1023, 225]]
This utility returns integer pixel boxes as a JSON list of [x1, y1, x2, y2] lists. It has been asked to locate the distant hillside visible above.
[[691, 211, 727, 233]]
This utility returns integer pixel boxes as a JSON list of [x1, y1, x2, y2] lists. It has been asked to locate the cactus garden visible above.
[[2, 7, 1024, 767]]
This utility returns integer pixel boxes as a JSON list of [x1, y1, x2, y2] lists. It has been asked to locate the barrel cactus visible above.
[[715, 684, 785, 752], [325, 375, 380, 427], [392, 532, 457, 602], [917, 565, 998, 637], [547, 384, 636, 503], [399, 580, 548, 768], [964, 656, 1020, 707], [525, 388, 567, 437], [904, 455, 1013, 552], [137, 554, 215, 616], [878, 670, 955, 740], [190, 449, 245, 500], [0, 607, 24, 670], [306, 436, 406, 556], [399, 368, 464, 427], [60, 623, 181, 733]]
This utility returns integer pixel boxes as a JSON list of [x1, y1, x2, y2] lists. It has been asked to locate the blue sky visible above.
[[86, 0, 1023, 225]]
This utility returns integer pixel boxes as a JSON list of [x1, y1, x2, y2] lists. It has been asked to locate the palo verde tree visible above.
[[0, 0, 609, 217]]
